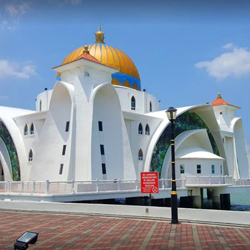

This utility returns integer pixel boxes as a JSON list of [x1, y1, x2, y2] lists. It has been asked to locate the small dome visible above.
[[58, 28, 141, 91]]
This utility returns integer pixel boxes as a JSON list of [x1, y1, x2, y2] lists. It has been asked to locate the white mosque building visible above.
[[0, 28, 250, 184]]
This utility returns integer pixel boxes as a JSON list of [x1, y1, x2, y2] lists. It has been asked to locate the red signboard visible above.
[[141, 172, 159, 194]]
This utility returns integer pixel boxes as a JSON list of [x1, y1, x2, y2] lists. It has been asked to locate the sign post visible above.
[[141, 172, 159, 194]]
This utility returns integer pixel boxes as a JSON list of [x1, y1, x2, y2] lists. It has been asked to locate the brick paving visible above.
[[1, 211, 250, 249]]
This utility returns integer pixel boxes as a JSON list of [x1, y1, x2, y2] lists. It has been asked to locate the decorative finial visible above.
[[83, 45, 89, 53], [217, 93, 221, 98], [95, 24, 105, 43]]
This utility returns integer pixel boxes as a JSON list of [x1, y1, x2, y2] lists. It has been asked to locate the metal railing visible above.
[[0, 176, 249, 196]]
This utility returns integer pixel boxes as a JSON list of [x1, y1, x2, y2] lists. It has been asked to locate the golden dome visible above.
[[58, 27, 141, 90]]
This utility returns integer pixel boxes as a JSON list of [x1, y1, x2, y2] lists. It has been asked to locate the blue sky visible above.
[[0, 0, 250, 147]]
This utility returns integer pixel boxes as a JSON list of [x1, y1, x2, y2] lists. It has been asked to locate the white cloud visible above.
[[1, 20, 10, 30], [0, 60, 36, 79], [0, 1, 32, 30], [4, 1, 31, 17], [195, 44, 250, 80], [222, 43, 235, 50], [48, 0, 82, 5], [64, 0, 81, 4]]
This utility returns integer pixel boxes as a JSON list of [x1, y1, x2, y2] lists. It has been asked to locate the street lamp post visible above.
[[166, 107, 178, 224]]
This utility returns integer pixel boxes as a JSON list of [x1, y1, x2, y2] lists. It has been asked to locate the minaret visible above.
[[212, 93, 240, 130]]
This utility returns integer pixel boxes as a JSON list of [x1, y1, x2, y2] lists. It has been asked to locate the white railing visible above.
[[0, 176, 249, 196], [0, 179, 173, 195], [185, 175, 234, 186], [233, 178, 250, 186]]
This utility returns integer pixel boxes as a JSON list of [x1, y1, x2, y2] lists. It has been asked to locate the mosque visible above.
[[0, 28, 250, 184]]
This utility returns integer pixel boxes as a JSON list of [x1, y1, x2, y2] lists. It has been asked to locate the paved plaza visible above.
[[1, 211, 250, 249]]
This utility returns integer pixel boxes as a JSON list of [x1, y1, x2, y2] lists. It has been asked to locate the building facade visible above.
[[0, 29, 250, 182]]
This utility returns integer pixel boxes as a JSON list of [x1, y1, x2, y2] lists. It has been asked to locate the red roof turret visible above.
[[212, 93, 240, 109]]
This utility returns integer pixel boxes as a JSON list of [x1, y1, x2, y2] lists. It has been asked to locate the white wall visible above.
[[14, 117, 45, 180], [123, 113, 162, 178], [115, 86, 159, 114], [36, 90, 52, 112], [176, 158, 224, 179], [234, 119, 250, 178], [213, 106, 237, 132], [224, 136, 237, 178], [73, 72, 112, 181]]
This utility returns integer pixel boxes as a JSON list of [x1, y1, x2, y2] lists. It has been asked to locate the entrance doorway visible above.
[[0, 158, 4, 181]]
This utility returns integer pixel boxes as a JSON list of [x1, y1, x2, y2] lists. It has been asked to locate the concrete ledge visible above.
[[1, 200, 250, 227]]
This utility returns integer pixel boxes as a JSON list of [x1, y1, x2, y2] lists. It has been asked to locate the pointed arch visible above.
[[138, 149, 143, 160], [28, 149, 33, 162], [145, 124, 150, 135], [30, 123, 34, 135], [39, 99, 42, 111], [138, 123, 143, 135], [131, 96, 136, 110], [24, 124, 28, 136]]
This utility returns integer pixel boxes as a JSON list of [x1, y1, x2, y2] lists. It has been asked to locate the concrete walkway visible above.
[[1, 210, 250, 249], [1, 201, 250, 226]]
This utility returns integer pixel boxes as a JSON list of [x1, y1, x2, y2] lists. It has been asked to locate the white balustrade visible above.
[[0, 175, 250, 196]]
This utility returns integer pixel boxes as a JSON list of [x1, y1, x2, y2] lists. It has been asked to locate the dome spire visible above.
[[95, 24, 105, 43]]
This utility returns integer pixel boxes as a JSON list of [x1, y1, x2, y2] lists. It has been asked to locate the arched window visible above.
[[29, 149, 33, 162], [150, 101, 152, 112], [39, 100, 42, 112], [138, 149, 143, 160], [145, 124, 150, 135], [24, 124, 28, 136], [30, 123, 34, 135], [138, 123, 143, 135], [131, 96, 136, 110]]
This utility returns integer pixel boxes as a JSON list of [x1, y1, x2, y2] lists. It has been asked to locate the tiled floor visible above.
[[1, 210, 250, 249]]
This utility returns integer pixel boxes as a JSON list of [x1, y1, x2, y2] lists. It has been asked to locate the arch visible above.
[[24, 124, 28, 136], [28, 149, 33, 162], [49, 81, 73, 141], [138, 123, 143, 135], [92, 83, 124, 180], [30, 123, 34, 135], [150, 111, 220, 177], [28, 82, 74, 181], [150, 101, 152, 112], [0, 121, 20, 180], [138, 149, 143, 160], [145, 124, 150, 135], [131, 96, 136, 110], [0, 138, 12, 181]]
